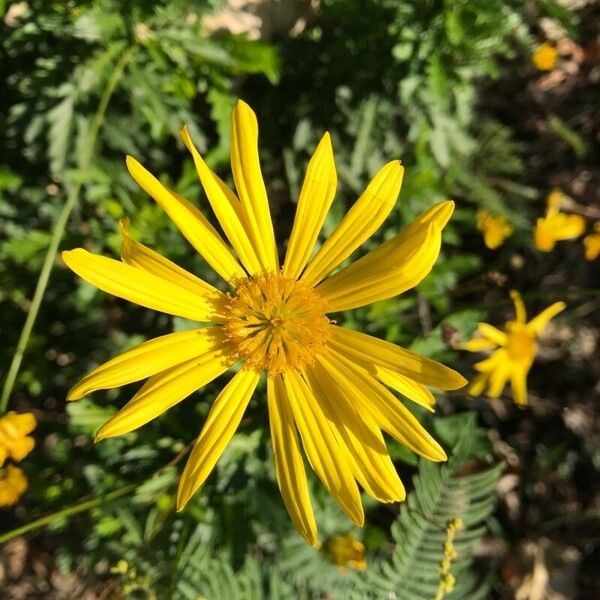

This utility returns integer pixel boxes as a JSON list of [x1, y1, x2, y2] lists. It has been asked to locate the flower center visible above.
[[505, 323, 536, 362], [222, 273, 331, 374]]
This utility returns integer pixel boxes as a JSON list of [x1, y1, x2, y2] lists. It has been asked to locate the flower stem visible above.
[[0, 483, 137, 545], [0, 46, 134, 413]]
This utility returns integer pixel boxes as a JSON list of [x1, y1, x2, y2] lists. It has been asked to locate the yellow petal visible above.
[[329, 325, 467, 391], [2, 412, 36, 435], [527, 301, 566, 334], [267, 375, 318, 547], [68, 328, 220, 400], [301, 160, 404, 285], [375, 368, 436, 412], [283, 133, 337, 279], [510, 365, 528, 406], [119, 219, 223, 303], [457, 337, 499, 352], [176, 369, 260, 509], [486, 354, 511, 398], [304, 365, 405, 503], [180, 126, 263, 275], [230, 100, 279, 271], [283, 370, 364, 526], [125, 155, 245, 282], [95, 350, 233, 440], [477, 323, 507, 346], [510, 290, 527, 324], [318, 351, 447, 462], [468, 373, 488, 397], [62, 249, 220, 322], [318, 221, 440, 312]]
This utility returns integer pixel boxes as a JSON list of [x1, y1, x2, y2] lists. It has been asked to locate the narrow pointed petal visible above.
[[301, 161, 404, 285], [476, 323, 507, 346], [230, 100, 279, 271], [318, 352, 447, 462], [458, 337, 499, 352], [318, 222, 439, 312], [527, 301, 566, 334], [510, 290, 527, 324], [283, 133, 337, 279], [177, 369, 260, 509], [180, 126, 263, 275], [62, 249, 220, 322], [283, 370, 364, 526], [267, 376, 318, 547], [329, 325, 467, 391], [126, 155, 245, 282], [95, 350, 233, 440], [468, 373, 488, 397], [510, 365, 528, 406], [68, 328, 220, 400], [119, 219, 223, 302], [376, 368, 436, 412], [304, 365, 405, 503]]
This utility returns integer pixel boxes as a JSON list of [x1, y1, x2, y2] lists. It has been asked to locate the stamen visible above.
[[222, 273, 330, 374]]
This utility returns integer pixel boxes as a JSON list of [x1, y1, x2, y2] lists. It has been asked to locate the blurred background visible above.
[[0, 0, 598, 598]]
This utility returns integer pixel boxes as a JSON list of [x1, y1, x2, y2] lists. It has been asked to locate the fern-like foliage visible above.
[[354, 414, 503, 600]]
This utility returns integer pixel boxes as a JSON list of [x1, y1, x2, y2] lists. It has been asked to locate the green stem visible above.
[[0, 46, 134, 413], [0, 483, 137, 545]]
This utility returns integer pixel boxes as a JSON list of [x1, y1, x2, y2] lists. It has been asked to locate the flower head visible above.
[[62, 100, 466, 545], [532, 42, 558, 71], [459, 291, 565, 406], [583, 223, 600, 261], [534, 190, 585, 252], [0, 465, 28, 507], [0, 411, 36, 466], [476, 209, 513, 249], [322, 532, 367, 572]]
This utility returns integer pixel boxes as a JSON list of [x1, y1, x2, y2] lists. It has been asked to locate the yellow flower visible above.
[[0, 465, 28, 507], [476, 209, 513, 249], [459, 291, 565, 406], [0, 411, 36, 466], [534, 190, 585, 252], [62, 100, 466, 546], [532, 42, 558, 71], [583, 223, 600, 260], [322, 532, 367, 572]]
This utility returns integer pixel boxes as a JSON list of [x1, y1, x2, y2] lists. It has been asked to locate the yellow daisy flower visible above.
[[322, 532, 367, 572], [534, 190, 585, 252], [0, 465, 28, 507], [532, 42, 558, 71], [0, 411, 36, 466], [476, 209, 513, 249], [62, 100, 466, 546], [583, 223, 600, 260], [459, 290, 565, 406]]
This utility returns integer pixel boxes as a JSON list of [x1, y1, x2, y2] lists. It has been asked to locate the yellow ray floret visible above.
[[459, 290, 565, 406], [0, 412, 36, 466], [534, 190, 585, 252], [62, 100, 466, 545]]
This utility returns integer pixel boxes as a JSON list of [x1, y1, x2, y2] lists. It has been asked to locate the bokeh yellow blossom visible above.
[[476, 209, 513, 249], [532, 42, 558, 71], [534, 190, 585, 252], [323, 532, 367, 572], [459, 291, 565, 406], [583, 223, 600, 260], [0, 411, 36, 466], [0, 465, 28, 507]]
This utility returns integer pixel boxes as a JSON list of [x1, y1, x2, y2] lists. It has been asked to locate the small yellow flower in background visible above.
[[459, 291, 565, 406], [0, 465, 28, 507], [583, 223, 600, 260], [532, 42, 558, 71], [0, 411, 36, 466], [476, 209, 513, 249], [534, 189, 585, 252], [62, 100, 466, 546], [322, 532, 367, 572]]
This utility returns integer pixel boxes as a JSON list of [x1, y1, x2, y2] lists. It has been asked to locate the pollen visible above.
[[222, 273, 331, 374]]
